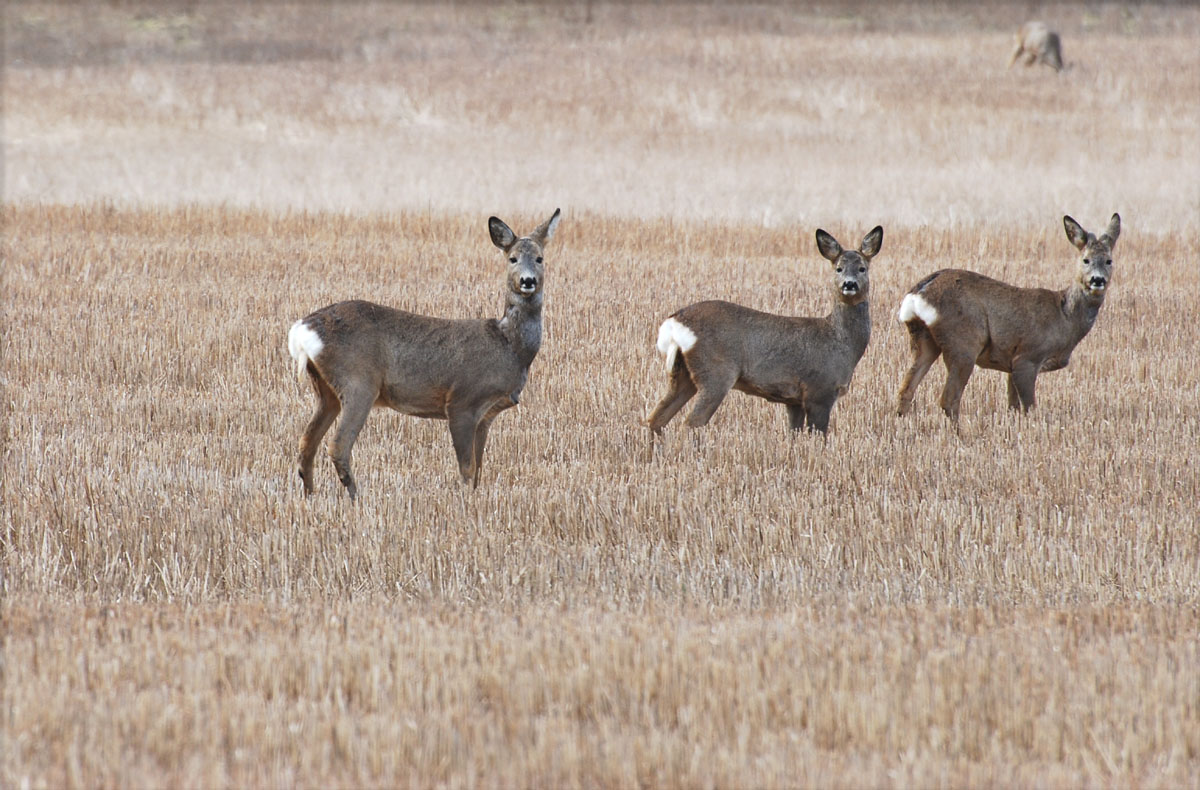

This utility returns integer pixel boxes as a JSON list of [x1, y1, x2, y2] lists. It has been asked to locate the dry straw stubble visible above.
[[4, 203, 1199, 787]]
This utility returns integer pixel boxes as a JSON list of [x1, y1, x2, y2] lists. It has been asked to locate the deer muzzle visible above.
[[1087, 275, 1107, 293]]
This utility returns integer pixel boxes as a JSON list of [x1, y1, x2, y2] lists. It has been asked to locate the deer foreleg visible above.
[[1008, 360, 1039, 412], [448, 409, 483, 485], [803, 400, 833, 434], [1006, 375, 1022, 410], [470, 416, 496, 488]]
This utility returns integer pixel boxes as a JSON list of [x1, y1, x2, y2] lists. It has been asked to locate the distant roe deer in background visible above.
[[288, 209, 562, 498], [1008, 21, 1063, 71], [896, 213, 1120, 421], [648, 226, 884, 436]]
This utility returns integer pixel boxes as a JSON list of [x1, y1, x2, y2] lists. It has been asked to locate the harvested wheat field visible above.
[[4, 2, 1200, 787]]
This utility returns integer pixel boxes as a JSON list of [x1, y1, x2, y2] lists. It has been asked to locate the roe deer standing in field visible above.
[[288, 209, 561, 498], [1008, 21, 1064, 72], [896, 213, 1120, 421], [647, 226, 884, 436]]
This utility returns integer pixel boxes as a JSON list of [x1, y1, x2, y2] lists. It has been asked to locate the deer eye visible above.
[[536, 257, 543, 264], [509, 257, 517, 263], [858, 266, 866, 273], [1105, 259, 1112, 266], [1083, 258, 1091, 265], [836, 266, 843, 273]]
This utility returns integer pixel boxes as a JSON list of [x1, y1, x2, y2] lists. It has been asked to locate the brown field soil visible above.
[[4, 3, 1200, 787]]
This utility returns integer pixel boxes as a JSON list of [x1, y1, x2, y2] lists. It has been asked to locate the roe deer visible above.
[[1008, 21, 1063, 72], [896, 213, 1119, 421], [288, 209, 561, 498], [647, 226, 884, 436]]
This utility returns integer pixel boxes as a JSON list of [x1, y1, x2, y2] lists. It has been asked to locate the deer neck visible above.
[[498, 290, 543, 366], [1061, 284, 1104, 342], [831, 297, 871, 358]]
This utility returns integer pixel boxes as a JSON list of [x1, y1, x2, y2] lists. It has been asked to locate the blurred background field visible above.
[[4, 2, 1199, 787], [7, 2, 1199, 229]]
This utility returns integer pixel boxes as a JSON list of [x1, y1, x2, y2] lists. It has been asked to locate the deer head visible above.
[[489, 209, 561, 300], [815, 226, 884, 306], [1064, 213, 1120, 298]]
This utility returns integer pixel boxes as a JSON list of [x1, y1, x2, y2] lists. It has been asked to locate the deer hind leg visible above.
[[327, 384, 375, 501], [683, 364, 737, 429], [1007, 42, 1023, 68], [939, 353, 977, 422], [897, 325, 942, 416], [298, 370, 341, 495], [647, 356, 698, 435]]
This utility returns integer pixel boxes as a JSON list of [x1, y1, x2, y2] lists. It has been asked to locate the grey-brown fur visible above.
[[290, 209, 561, 498], [896, 213, 1120, 421], [647, 225, 884, 435], [1008, 21, 1063, 71]]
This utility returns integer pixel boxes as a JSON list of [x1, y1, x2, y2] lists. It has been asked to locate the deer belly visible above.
[[734, 378, 802, 403], [975, 343, 1013, 372], [377, 386, 451, 419]]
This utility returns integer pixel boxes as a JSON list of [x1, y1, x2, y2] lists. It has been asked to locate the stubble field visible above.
[[4, 3, 1200, 787]]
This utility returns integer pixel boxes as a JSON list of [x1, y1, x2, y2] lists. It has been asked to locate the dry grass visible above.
[[4, 3, 1200, 788]]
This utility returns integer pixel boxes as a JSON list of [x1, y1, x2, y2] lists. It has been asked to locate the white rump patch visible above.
[[897, 293, 939, 326], [287, 319, 324, 382], [656, 317, 697, 370]]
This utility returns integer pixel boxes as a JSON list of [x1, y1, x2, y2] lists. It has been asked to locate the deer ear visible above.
[[859, 226, 883, 259], [489, 217, 516, 251], [1063, 215, 1090, 251], [531, 208, 562, 247], [1101, 213, 1120, 247], [815, 229, 842, 262]]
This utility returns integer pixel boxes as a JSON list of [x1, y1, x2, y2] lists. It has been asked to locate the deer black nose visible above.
[[519, 276, 538, 291], [1089, 276, 1107, 288]]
